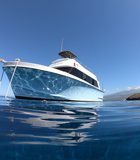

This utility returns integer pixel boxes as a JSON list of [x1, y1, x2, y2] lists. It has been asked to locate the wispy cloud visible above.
[[127, 86, 140, 91]]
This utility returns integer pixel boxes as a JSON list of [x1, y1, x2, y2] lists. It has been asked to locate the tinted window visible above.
[[56, 67, 98, 87]]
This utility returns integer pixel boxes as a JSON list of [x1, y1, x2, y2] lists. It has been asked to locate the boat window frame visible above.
[[56, 67, 98, 87]]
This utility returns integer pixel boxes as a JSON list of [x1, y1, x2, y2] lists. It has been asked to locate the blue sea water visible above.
[[0, 96, 140, 160]]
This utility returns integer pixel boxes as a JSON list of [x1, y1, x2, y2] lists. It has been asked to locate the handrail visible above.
[[0, 58, 6, 63]]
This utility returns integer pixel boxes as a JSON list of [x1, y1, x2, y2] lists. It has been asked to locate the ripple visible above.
[[1, 97, 140, 159]]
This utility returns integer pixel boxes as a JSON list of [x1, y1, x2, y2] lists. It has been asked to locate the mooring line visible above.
[[0, 70, 4, 90], [5, 59, 20, 98]]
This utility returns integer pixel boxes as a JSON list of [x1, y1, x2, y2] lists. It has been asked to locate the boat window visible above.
[[92, 79, 98, 87], [83, 74, 86, 80], [56, 67, 98, 87]]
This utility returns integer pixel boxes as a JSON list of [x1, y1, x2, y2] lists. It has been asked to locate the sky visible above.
[[0, 0, 140, 96]]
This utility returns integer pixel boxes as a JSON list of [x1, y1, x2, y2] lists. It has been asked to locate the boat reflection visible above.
[[2, 99, 101, 146]]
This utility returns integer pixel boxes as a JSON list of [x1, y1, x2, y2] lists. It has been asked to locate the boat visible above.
[[1, 51, 104, 101]]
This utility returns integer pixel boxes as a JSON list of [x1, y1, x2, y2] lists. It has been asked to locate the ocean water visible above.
[[0, 96, 140, 160]]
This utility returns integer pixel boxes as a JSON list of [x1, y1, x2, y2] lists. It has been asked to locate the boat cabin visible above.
[[50, 51, 99, 88]]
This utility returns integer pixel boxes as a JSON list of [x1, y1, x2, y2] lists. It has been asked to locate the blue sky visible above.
[[0, 0, 140, 95]]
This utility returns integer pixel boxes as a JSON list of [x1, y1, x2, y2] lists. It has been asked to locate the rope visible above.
[[0, 70, 4, 90], [0, 58, 6, 93], [5, 60, 20, 98]]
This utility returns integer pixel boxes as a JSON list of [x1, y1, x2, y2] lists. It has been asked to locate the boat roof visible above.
[[50, 58, 98, 81], [59, 51, 77, 59]]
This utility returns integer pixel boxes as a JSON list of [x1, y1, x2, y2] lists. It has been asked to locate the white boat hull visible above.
[[3, 62, 103, 101]]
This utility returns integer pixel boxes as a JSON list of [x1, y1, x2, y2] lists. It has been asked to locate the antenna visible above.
[[60, 38, 64, 52]]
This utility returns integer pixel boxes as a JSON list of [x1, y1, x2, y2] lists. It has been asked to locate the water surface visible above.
[[0, 96, 140, 160]]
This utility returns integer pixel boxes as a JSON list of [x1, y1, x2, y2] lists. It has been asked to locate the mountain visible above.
[[104, 87, 140, 101]]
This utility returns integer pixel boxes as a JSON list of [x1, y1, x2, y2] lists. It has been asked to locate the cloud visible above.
[[127, 86, 140, 91]]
